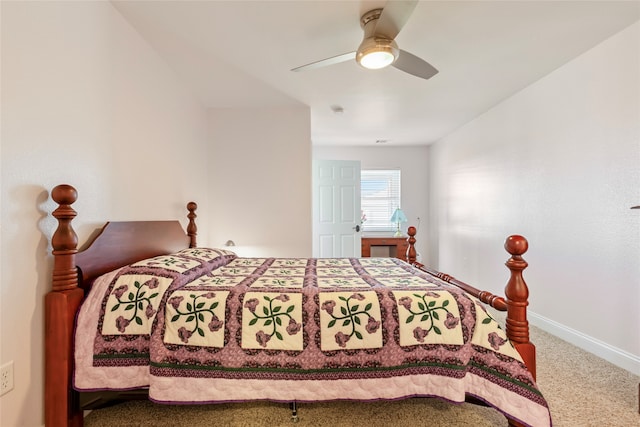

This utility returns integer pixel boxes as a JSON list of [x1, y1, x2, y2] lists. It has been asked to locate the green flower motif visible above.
[[245, 294, 299, 347], [398, 293, 458, 336], [322, 293, 380, 347], [168, 293, 221, 342], [110, 279, 160, 331]]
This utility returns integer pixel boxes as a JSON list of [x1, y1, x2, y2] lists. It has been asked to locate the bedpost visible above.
[[46, 185, 84, 427], [504, 235, 536, 381], [187, 202, 197, 248], [406, 226, 417, 264]]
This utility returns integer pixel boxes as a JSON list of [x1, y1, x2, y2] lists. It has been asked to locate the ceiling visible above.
[[112, 1, 640, 146]]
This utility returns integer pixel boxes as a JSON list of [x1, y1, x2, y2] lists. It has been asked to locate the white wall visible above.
[[313, 146, 430, 263], [1, 2, 212, 426], [208, 107, 312, 258], [429, 22, 639, 372]]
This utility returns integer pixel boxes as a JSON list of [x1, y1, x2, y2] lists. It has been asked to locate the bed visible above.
[[45, 184, 551, 427]]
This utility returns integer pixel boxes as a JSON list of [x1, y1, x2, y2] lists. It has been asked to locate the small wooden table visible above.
[[361, 236, 409, 262]]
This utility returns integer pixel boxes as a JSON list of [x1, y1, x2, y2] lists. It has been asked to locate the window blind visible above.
[[361, 169, 401, 232]]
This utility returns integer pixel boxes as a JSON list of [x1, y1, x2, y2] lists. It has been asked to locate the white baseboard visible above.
[[529, 312, 640, 375]]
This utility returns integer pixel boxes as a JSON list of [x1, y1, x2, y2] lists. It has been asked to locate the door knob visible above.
[[353, 225, 361, 232]]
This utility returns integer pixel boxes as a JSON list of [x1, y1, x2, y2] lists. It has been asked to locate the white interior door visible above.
[[312, 160, 361, 258]]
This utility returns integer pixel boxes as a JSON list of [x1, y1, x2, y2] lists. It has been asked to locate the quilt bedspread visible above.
[[75, 248, 551, 427]]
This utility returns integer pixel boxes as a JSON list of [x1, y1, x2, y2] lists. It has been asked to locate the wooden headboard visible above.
[[76, 220, 193, 290], [46, 184, 198, 427], [51, 185, 198, 291]]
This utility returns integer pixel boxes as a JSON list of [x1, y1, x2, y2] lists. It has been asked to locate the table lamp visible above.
[[390, 208, 407, 237]]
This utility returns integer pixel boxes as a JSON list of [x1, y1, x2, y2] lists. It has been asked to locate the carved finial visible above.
[[187, 201, 198, 248], [51, 184, 78, 206], [50, 184, 79, 291], [51, 185, 78, 252], [505, 235, 528, 256], [504, 234, 530, 346], [504, 234, 537, 379], [406, 226, 417, 264]]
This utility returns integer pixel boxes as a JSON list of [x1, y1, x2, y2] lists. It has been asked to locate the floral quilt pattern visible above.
[[149, 256, 534, 379], [319, 291, 382, 351], [241, 292, 303, 350], [91, 248, 236, 365], [394, 290, 464, 346], [83, 253, 550, 427], [164, 290, 229, 347], [102, 274, 172, 335]]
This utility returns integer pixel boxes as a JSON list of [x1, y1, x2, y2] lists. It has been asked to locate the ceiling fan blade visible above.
[[392, 49, 438, 80], [291, 52, 355, 72], [373, 0, 418, 40]]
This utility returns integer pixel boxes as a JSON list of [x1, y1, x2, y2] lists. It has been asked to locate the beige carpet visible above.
[[84, 326, 639, 426]]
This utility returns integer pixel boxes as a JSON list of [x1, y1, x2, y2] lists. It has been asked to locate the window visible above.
[[360, 169, 401, 232]]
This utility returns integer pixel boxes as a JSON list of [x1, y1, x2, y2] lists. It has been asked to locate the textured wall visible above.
[[1, 2, 210, 425], [208, 107, 312, 258], [429, 22, 639, 368]]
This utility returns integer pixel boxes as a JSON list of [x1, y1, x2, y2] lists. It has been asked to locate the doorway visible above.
[[312, 160, 361, 257]]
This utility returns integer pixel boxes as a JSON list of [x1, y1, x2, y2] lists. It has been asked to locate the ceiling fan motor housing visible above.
[[356, 8, 399, 69]]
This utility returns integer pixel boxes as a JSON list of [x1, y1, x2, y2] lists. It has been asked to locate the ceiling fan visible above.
[[291, 0, 438, 80]]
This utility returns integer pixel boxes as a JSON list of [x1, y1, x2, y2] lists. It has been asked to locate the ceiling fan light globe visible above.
[[360, 51, 395, 69], [356, 37, 399, 70]]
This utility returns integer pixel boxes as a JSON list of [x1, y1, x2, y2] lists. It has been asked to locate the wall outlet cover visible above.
[[0, 361, 14, 396]]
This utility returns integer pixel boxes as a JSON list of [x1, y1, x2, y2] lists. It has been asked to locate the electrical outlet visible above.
[[1, 361, 14, 396]]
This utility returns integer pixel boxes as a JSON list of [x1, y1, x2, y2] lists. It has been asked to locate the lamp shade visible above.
[[390, 208, 407, 223], [390, 208, 407, 237]]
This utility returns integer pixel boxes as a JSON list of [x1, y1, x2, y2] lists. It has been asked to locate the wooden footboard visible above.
[[406, 226, 536, 380]]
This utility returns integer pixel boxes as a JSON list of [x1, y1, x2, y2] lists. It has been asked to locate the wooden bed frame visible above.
[[45, 184, 536, 427]]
